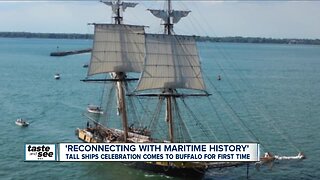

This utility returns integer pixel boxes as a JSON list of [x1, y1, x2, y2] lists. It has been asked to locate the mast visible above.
[[114, 0, 128, 142], [115, 72, 129, 141], [115, 0, 122, 24], [165, 0, 172, 35], [101, 0, 139, 142], [165, 0, 174, 142], [137, 0, 205, 143], [166, 89, 174, 142]]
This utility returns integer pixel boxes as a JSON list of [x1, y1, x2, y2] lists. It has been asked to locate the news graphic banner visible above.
[[59, 143, 260, 162], [25, 144, 57, 161]]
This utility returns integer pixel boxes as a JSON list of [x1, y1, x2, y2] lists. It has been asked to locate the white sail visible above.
[[148, 9, 190, 24], [88, 24, 145, 76], [135, 34, 206, 92]]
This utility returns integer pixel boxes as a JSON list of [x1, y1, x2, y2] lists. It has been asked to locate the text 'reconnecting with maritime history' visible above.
[[58, 143, 259, 162]]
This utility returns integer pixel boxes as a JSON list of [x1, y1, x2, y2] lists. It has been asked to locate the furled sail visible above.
[[121, 2, 138, 11], [103, 1, 138, 13], [88, 24, 145, 76], [135, 34, 206, 92], [171, 10, 190, 23], [148, 9, 190, 24]]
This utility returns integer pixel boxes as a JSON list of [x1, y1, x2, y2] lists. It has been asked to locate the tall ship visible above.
[[76, 0, 306, 177]]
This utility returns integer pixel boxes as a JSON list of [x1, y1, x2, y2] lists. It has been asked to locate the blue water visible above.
[[0, 37, 319, 179]]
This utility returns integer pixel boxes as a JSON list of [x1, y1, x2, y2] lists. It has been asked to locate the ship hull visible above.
[[76, 128, 207, 177], [76, 128, 98, 143]]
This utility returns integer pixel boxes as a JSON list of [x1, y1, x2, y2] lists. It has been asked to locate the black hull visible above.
[[125, 162, 206, 178]]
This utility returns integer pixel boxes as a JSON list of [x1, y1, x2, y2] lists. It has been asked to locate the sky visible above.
[[0, 0, 319, 39]]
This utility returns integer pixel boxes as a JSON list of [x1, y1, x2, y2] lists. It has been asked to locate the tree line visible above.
[[0, 32, 92, 39], [196, 36, 320, 45], [1, 32, 319, 45]]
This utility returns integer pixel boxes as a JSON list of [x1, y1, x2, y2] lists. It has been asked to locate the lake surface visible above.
[[0, 37, 319, 179]]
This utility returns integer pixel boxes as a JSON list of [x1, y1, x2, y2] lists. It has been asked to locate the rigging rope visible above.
[[148, 97, 166, 140], [178, 0, 300, 152], [205, 75, 260, 143], [127, 80, 153, 127], [188, 1, 301, 153], [99, 74, 109, 108], [172, 98, 191, 142], [104, 84, 116, 124], [181, 98, 219, 142], [180, 1, 262, 143], [206, 97, 233, 142], [123, 81, 139, 126], [203, 41, 301, 153]]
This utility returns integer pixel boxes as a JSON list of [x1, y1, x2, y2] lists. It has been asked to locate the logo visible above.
[[25, 144, 56, 161]]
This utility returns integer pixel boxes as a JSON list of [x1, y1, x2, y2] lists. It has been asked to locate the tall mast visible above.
[[165, 0, 172, 35], [114, 0, 127, 142], [165, 0, 174, 142], [114, 0, 128, 142], [142, 0, 194, 143], [102, 0, 138, 142]]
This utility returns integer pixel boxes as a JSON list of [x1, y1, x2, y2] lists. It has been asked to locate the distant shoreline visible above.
[[1, 32, 319, 45]]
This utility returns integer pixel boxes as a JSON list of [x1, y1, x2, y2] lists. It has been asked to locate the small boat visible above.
[[15, 118, 29, 127], [83, 64, 89, 68], [217, 75, 221, 81], [54, 73, 60, 80], [87, 105, 103, 114], [274, 152, 306, 160]]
